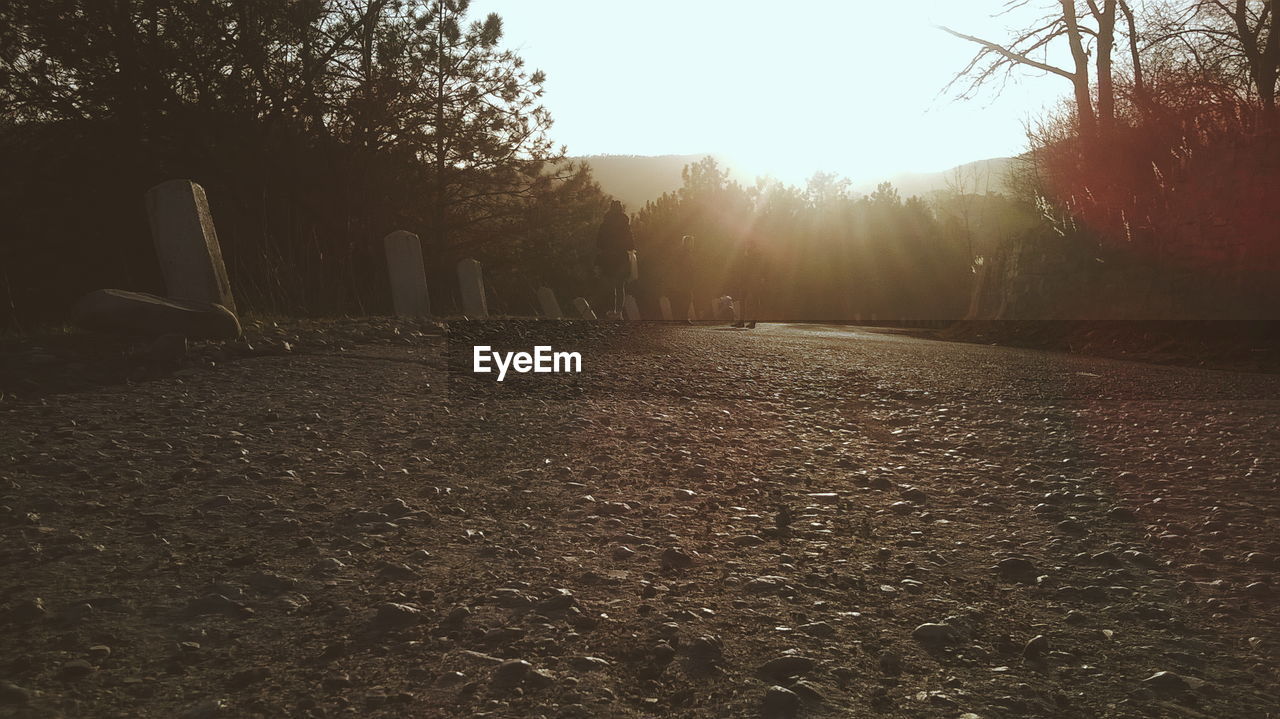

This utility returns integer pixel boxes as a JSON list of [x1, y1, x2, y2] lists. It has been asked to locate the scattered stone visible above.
[[761, 685, 800, 718], [0, 682, 31, 705], [491, 659, 532, 688], [61, 659, 95, 679], [379, 498, 415, 517], [568, 656, 612, 671], [7, 597, 46, 623], [185, 594, 253, 618], [758, 655, 815, 681], [685, 635, 724, 666], [534, 591, 576, 613], [1107, 506, 1136, 521], [912, 623, 956, 648], [322, 673, 353, 690], [899, 486, 927, 503], [457, 650, 503, 666], [995, 557, 1037, 579], [1023, 634, 1050, 660], [878, 651, 903, 676], [1090, 551, 1124, 567], [481, 627, 525, 646], [1142, 671, 1191, 695], [798, 621, 835, 637], [489, 588, 532, 608], [372, 602, 423, 629], [1056, 518, 1087, 535], [526, 667, 556, 689], [199, 495, 235, 510], [179, 698, 231, 719], [790, 680, 825, 705], [660, 547, 695, 570], [649, 642, 677, 670], [310, 558, 347, 574], [377, 563, 420, 581], [744, 576, 788, 593], [227, 667, 270, 689], [247, 571, 297, 594], [443, 606, 471, 625], [1122, 550, 1159, 568], [1243, 552, 1273, 568]]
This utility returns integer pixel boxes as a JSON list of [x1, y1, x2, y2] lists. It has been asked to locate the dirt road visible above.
[[3, 322, 1278, 718]]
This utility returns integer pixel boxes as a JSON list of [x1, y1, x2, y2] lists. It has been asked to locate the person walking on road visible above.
[[670, 235, 696, 324], [731, 240, 764, 329], [595, 200, 634, 317]]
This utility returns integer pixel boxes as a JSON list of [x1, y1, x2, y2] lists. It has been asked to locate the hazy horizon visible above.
[[488, 0, 1073, 186]]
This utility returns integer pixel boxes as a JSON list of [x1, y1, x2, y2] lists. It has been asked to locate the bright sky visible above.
[[483, 0, 1075, 187]]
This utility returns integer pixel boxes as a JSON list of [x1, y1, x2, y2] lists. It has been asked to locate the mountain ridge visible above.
[[574, 153, 1016, 210]]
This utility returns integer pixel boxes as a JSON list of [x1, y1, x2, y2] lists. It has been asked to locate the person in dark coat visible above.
[[731, 240, 765, 328], [669, 235, 696, 324], [595, 200, 634, 316]]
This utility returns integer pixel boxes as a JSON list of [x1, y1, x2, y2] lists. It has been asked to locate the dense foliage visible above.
[[630, 158, 979, 321], [951, 0, 1279, 318], [0, 0, 605, 328]]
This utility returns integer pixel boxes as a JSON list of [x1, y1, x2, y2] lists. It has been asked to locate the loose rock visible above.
[[761, 685, 800, 718]]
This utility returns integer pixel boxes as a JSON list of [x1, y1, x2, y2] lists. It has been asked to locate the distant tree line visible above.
[[945, 0, 1279, 318], [630, 158, 978, 321], [0, 0, 607, 329]]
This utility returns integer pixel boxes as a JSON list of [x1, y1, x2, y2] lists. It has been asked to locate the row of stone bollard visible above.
[[70, 178, 667, 338], [383, 230, 656, 321], [383, 231, 490, 319]]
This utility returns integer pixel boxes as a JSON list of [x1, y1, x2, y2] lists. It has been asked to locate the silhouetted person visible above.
[[731, 240, 764, 328], [669, 235, 696, 324], [595, 200, 634, 316]]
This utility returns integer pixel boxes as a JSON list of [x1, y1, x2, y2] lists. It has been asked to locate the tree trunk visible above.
[[1095, 0, 1118, 130], [1119, 0, 1146, 116], [1062, 0, 1097, 136]]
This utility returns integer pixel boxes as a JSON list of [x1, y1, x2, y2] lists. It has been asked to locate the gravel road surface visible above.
[[3, 322, 1277, 718]]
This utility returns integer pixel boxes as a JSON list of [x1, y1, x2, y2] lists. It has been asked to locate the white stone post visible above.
[[573, 297, 597, 320], [383, 231, 430, 317], [457, 258, 489, 318], [536, 286, 563, 319], [145, 180, 236, 314]]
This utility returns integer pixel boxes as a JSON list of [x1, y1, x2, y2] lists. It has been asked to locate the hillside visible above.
[[577, 154, 1017, 209], [853, 157, 1016, 199], [575, 154, 726, 211]]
